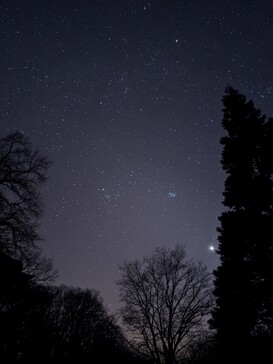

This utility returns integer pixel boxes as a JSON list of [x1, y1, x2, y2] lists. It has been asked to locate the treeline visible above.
[[0, 257, 142, 363], [1, 86, 273, 364]]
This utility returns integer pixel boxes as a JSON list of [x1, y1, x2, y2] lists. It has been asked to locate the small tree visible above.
[[0, 131, 56, 281], [117, 245, 212, 364]]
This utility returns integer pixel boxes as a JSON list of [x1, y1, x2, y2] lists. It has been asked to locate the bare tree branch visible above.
[[117, 245, 213, 364], [0, 131, 55, 282]]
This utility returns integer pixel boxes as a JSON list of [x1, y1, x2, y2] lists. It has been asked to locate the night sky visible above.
[[1, 0, 272, 311]]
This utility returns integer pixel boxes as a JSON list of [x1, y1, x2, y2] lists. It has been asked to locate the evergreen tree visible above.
[[210, 87, 273, 361]]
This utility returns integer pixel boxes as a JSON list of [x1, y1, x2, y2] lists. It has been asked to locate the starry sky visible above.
[[1, 0, 272, 311]]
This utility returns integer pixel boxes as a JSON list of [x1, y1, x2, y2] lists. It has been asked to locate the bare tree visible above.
[[0, 131, 56, 281], [117, 245, 213, 364]]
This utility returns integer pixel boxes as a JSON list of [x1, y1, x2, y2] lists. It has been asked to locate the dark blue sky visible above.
[[1, 0, 272, 311]]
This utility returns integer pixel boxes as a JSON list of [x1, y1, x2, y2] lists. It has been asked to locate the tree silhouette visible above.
[[3, 284, 140, 364], [0, 131, 57, 361], [0, 131, 56, 282], [47, 286, 110, 362], [0, 251, 33, 362], [117, 245, 212, 364], [210, 87, 273, 362]]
